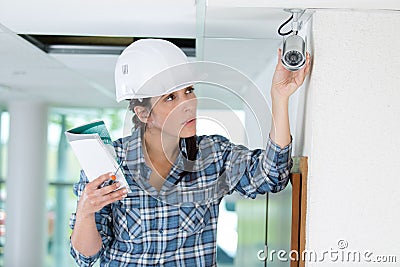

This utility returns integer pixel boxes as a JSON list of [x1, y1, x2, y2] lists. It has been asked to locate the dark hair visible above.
[[128, 98, 198, 183]]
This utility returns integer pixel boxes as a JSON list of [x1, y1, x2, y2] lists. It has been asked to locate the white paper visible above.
[[66, 132, 131, 192]]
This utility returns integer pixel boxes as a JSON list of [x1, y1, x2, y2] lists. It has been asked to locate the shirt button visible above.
[[159, 229, 163, 234], [160, 258, 164, 264]]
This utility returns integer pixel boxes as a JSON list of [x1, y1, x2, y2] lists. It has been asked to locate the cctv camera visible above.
[[281, 34, 306, 71]]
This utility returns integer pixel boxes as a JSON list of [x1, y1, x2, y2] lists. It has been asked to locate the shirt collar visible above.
[[123, 127, 187, 181]]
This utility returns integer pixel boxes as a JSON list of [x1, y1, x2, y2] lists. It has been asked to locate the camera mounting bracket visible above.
[[283, 8, 305, 33]]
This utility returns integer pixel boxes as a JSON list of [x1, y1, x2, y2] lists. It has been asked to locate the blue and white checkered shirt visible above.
[[70, 128, 292, 266]]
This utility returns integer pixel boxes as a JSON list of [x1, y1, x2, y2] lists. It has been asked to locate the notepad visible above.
[[65, 120, 131, 193]]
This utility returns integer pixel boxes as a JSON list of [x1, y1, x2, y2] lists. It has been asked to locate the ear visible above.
[[134, 106, 150, 123]]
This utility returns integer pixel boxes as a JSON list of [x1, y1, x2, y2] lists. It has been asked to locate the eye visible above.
[[164, 93, 175, 102], [185, 87, 195, 94]]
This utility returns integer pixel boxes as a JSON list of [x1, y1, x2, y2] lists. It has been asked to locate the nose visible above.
[[182, 100, 193, 113], [182, 97, 197, 113]]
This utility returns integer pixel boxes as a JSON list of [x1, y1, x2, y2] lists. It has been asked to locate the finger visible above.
[[277, 48, 282, 62], [87, 172, 116, 190], [99, 187, 128, 206], [298, 53, 310, 74], [291, 63, 306, 85], [276, 48, 286, 70], [304, 53, 311, 75], [297, 66, 308, 82], [97, 181, 122, 196]]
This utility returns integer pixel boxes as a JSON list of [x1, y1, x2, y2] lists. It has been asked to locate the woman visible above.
[[70, 39, 310, 266]]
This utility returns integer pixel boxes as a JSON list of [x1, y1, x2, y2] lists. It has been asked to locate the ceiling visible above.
[[1, 0, 396, 109], [0, 1, 296, 109]]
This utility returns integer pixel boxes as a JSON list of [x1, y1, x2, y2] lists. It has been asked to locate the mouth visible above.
[[183, 118, 196, 125]]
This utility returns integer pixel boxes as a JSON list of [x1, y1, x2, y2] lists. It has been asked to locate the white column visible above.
[[302, 10, 400, 266], [4, 101, 48, 267]]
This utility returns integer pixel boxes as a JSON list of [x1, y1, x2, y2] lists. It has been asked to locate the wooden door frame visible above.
[[290, 157, 308, 267]]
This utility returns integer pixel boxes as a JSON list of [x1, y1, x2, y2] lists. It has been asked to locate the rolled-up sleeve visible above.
[[69, 170, 114, 266], [225, 136, 292, 198], [69, 241, 102, 267]]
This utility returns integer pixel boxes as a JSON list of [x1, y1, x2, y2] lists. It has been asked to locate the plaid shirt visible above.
[[70, 128, 292, 266]]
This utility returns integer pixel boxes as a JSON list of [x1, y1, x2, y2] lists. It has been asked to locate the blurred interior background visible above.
[[0, 1, 305, 266], [2, 1, 400, 267]]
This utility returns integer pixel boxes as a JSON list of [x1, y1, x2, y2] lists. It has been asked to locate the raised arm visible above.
[[270, 49, 311, 148]]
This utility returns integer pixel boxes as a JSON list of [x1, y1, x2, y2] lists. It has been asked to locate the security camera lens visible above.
[[284, 51, 303, 66]]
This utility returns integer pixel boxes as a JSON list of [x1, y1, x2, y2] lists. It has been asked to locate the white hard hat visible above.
[[115, 39, 190, 102]]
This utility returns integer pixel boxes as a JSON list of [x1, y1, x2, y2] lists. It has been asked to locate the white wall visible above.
[[300, 9, 400, 266]]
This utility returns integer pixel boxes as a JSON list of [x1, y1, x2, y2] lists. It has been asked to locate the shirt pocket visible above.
[[113, 196, 142, 241], [179, 203, 211, 234]]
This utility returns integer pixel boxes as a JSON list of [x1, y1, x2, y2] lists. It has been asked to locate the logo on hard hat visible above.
[[122, 64, 129, 75]]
